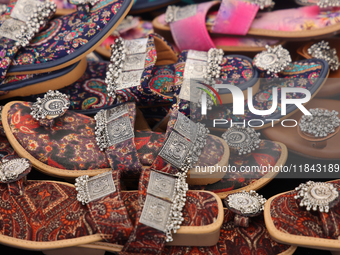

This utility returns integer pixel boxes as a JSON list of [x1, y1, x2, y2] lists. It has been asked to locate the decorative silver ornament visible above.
[[249, 0, 275, 9], [0, 4, 7, 16], [94, 104, 134, 151], [3, 0, 57, 47], [294, 181, 339, 213], [226, 190, 267, 216], [203, 48, 224, 85], [299, 108, 340, 138], [254, 45, 292, 75], [75, 171, 116, 205], [308, 41, 339, 71], [30, 90, 70, 122], [105, 37, 147, 99], [0, 158, 30, 182], [70, 0, 99, 5], [222, 126, 261, 155]]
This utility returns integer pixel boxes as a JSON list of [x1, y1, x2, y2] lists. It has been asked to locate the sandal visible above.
[[130, 0, 181, 14], [153, 0, 340, 45], [4, 0, 133, 76], [177, 45, 329, 131], [23, 33, 177, 113], [297, 39, 340, 98], [0, 155, 224, 252], [2, 98, 229, 185], [152, 1, 282, 52], [262, 98, 340, 160], [0, 59, 87, 99], [264, 180, 340, 252]]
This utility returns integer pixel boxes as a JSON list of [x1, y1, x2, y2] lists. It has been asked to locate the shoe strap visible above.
[[211, 0, 259, 36]]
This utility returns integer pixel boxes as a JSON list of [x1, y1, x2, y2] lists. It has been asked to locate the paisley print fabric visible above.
[[7, 102, 110, 170], [0, 180, 99, 241], [135, 130, 225, 168], [270, 179, 340, 240], [162, 209, 291, 255], [190, 140, 283, 194], [183, 59, 328, 124], [10, 0, 126, 68]]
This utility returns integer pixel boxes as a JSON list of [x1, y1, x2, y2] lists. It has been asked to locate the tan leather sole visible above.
[[264, 182, 340, 251], [0, 181, 223, 251], [0, 58, 87, 100], [2, 101, 229, 185], [215, 141, 288, 199], [297, 38, 340, 98], [262, 99, 340, 160], [7, 0, 134, 76]]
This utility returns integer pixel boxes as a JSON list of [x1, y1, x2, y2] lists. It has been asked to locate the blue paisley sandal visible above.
[[4, 0, 133, 77]]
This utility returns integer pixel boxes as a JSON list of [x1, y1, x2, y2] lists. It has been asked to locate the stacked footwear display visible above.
[[0, 0, 339, 254]]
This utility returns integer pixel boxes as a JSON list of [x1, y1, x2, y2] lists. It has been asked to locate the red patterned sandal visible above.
[[264, 180, 340, 252], [2, 97, 229, 185], [0, 155, 224, 253], [154, 112, 288, 198]]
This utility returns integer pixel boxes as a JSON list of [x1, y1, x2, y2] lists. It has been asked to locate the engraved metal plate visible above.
[[10, 0, 40, 22], [106, 104, 128, 123], [87, 171, 116, 202], [174, 4, 197, 22], [226, 190, 266, 216], [116, 70, 144, 90], [187, 50, 208, 61], [123, 53, 146, 71], [0, 158, 30, 182], [0, 19, 25, 42], [174, 112, 197, 142], [178, 79, 205, 103], [183, 59, 206, 79], [159, 131, 192, 169], [139, 195, 172, 232], [147, 171, 176, 201], [106, 115, 134, 146], [125, 38, 148, 55]]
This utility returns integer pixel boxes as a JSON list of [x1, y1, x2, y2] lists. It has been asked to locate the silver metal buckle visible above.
[[187, 49, 208, 61], [140, 194, 172, 232], [294, 181, 339, 213], [69, 0, 99, 5], [222, 126, 261, 155], [147, 171, 177, 201], [226, 190, 267, 216], [105, 37, 148, 99], [94, 104, 134, 151], [183, 59, 206, 79], [158, 132, 193, 169], [308, 41, 340, 71], [0, 158, 30, 182], [30, 90, 70, 122], [0, 0, 56, 47], [254, 45, 292, 75], [165, 4, 197, 23], [75, 171, 116, 205]]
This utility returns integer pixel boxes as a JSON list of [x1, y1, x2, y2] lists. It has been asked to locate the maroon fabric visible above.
[[270, 180, 340, 240]]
